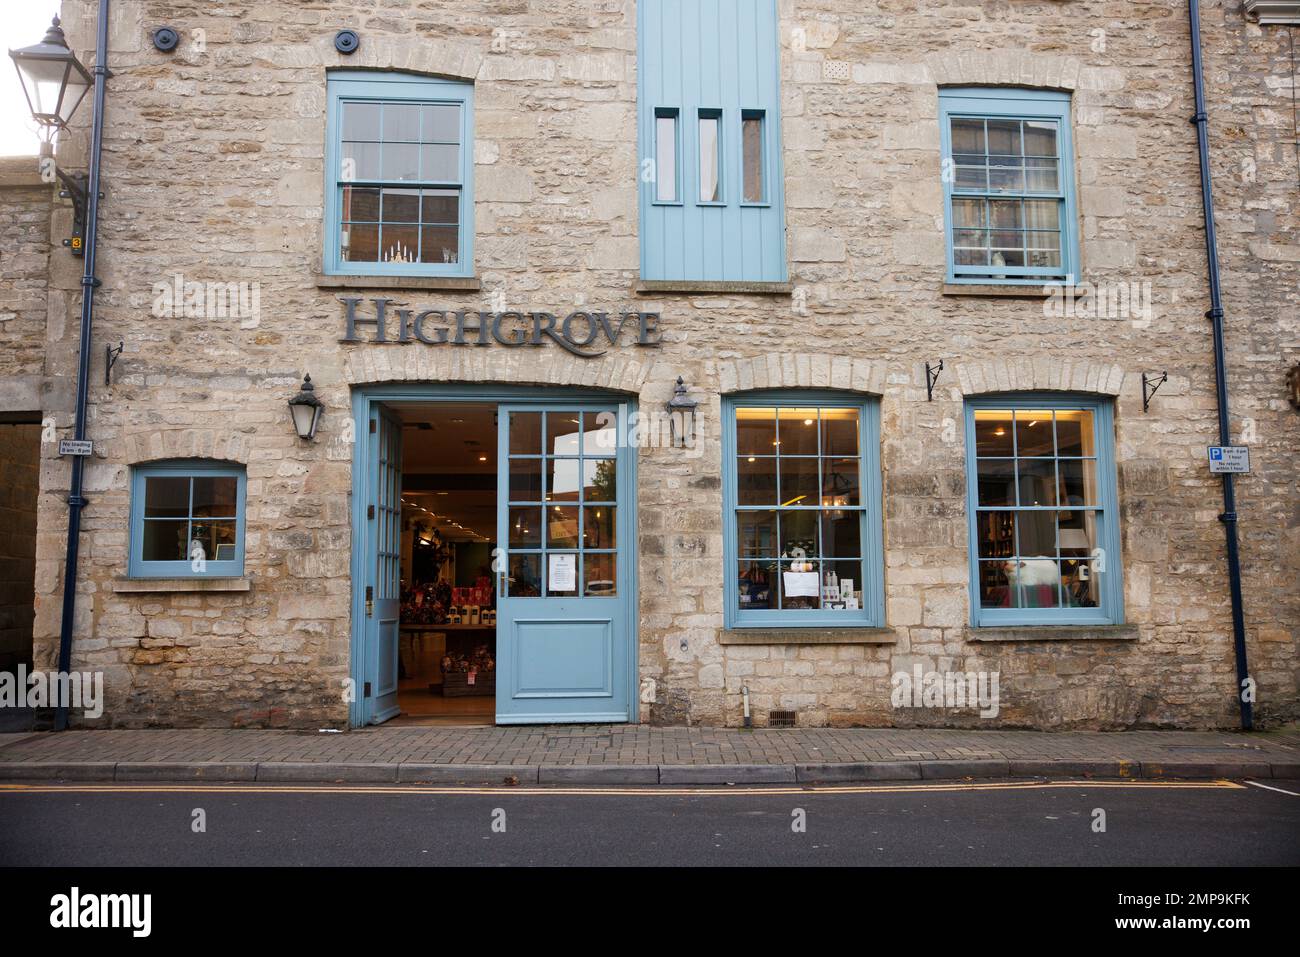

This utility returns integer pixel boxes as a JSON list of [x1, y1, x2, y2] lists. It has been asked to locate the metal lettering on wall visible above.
[[338, 298, 662, 358]]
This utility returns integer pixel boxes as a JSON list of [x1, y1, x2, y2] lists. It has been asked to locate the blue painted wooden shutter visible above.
[[638, 0, 787, 282]]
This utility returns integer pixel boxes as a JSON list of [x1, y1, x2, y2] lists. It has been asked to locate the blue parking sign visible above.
[[1207, 446, 1249, 473]]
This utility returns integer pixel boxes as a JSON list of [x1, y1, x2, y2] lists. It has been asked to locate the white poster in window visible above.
[[782, 571, 819, 597], [548, 554, 577, 592]]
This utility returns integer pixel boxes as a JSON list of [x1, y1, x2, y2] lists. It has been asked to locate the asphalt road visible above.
[[1, 778, 1296, 867]]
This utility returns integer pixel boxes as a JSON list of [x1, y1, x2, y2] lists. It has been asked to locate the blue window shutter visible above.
[[638, 0, 787, 282], [324, 71, 475, 278]]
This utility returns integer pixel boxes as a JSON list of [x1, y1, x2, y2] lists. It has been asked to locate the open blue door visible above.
[[496, 405, 632, 723], [365, 405, 403, 723]]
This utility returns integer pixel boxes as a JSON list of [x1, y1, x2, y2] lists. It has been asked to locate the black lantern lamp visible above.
[[10, 16, 97, 256], [9, 16, 92, 140], [666, 376, 698, 448], [288, 374, 325, 440]]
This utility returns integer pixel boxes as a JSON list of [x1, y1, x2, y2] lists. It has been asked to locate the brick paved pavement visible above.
[[0, 725, 1296, 784]]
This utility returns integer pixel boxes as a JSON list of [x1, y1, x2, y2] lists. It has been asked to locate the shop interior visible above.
[[971, 407, 1101, 610], [392, 402, 498, 726]]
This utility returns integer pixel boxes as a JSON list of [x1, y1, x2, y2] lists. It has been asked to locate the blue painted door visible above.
[[366, 405, 403, 723], [496, 405, 631, 724]]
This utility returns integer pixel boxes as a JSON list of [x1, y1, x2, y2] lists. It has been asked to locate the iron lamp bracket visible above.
[[105, 339, 123, 385], [53, 168, 99, 256], [1142, 371, 1167, 413], [925, 360, 944, 401]]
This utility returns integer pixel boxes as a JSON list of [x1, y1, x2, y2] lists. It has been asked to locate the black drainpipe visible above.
[[54, 0, 111, 731], [1187, 0, 1252, 731]]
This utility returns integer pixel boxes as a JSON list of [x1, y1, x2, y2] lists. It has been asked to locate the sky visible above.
[[0, 0, 67, 156]]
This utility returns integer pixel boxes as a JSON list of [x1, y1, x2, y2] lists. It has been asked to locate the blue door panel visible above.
[[376, 615, 399, 698], [511, 616, 614, 698], [496, 405, 632, 724], [367, 406, 403, 724]]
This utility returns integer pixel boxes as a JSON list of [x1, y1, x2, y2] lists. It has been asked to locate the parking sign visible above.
[[1207, 446, 1250, 473]]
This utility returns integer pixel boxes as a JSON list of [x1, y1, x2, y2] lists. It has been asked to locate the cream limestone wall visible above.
[[10, 0, 1294, 728]]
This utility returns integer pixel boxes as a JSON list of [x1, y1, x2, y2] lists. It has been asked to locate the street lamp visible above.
[[15, 4, 114, 733], [288, 375, 325, 440], [9, 16, 92, 137], [9, 15, 98, 256]]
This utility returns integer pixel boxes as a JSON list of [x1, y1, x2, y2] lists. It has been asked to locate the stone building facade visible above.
[[0, 0, 1295, 729]]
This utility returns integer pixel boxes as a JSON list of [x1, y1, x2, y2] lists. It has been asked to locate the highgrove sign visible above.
[[339, 298, 663, 358]]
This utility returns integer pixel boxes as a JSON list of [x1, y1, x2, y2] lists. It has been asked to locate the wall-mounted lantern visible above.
[[10, 15, 97, 256], [9, 16, 92, 135], [288, 374, 324, 440], [1288, 362, 1300, 411], [666, 376, 698, 448]]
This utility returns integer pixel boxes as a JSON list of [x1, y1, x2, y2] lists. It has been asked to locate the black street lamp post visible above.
[[10, 7, 112, 730]]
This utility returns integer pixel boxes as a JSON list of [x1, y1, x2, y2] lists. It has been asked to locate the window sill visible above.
[[719, 627, 896, 645], [636, 279, 792, 296], [316, 274, 481, 292], [964, 623, 1138, 643], [112, 577, 252, 594], [942, 283, 1053, 299]]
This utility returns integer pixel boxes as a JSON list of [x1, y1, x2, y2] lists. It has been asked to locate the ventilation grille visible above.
[[822, 60, 851, 81], [767, 710, 797, 728]]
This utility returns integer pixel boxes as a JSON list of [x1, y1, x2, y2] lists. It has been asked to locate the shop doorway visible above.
[[0, 416, 40, 731], [349, 387, 637, 728], [396, 402, 499, 726]]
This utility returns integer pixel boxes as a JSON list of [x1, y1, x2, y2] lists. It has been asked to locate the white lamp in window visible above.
[[1059, 528, 1092, 576], [288, 374, 324, 440]]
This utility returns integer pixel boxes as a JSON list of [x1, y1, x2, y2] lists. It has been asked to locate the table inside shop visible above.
[[401, 624, 496, 696]]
